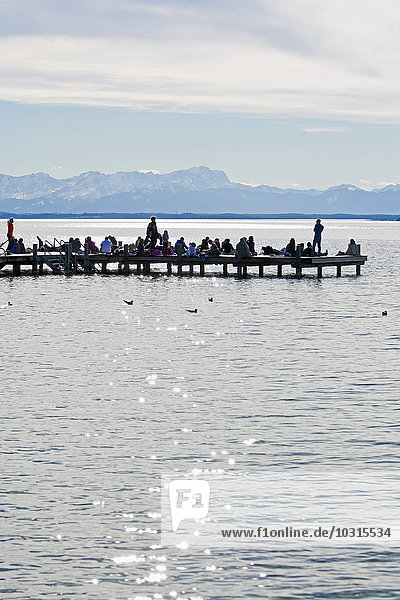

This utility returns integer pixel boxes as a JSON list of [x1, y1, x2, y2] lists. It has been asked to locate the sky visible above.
[[0, 0, 400, 190]]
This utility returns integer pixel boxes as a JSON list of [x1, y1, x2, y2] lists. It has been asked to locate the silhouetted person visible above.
[[248, 236, 256, 255], [337, 238, 360, 256], [313, 219, 324, 256], [136, 236, 146, 256], [145, 216, 161, 250], [72, 237, 82, 252], [235, 238, 251, 259], [302, 242, 313, 256], [222, 238, 234, 253], [284, 238, 296, 257]]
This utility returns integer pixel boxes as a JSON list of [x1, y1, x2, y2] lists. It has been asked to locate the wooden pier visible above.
[[0, 243, 367, 278]]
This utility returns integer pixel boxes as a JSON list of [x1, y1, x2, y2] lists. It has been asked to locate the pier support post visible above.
[[39, 259, 44, 274], [189, 263, 194, 275], [317, 266, 323, 278], [123, 244, 129, 275], [32, 244, 38, 275], [200, 262, 205, 276], [337, 265, 342, 277], [237, 264, 242, 277], [102, 261, 107, 274], [167, 262, 172, 275], [259, 264, 264, 278], [277, 264, 282, 277], [295, 244, 303, 278], [177, 245, 183, 275], [84, 243, 90, 274], [223, 263, 228, 276], [13, 262, 21, 275], [356, 264, 361, 275], [242, 265, 247, 277], [65, 243, 72, 275]]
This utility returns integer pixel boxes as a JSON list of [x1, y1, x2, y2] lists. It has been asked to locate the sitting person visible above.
[[85, 236, 99, 253], [221, 238, 234, 254], [247, 235, 256, 255], [100, 236, 112, 253], [187, 242, 197, 256], [283, 238, 296, 257], [174, 237, 188, 254], [235, 237, 251, 259], [165, 242, 174, 256], [206, 242, 221, 257], [261, 245, 283, 256], [71, 237, 82, 252], [9, 237, 26, 254], [135, 236, 146, 256], [302, 242, 313, 256], [197, 238, 209, 253], [337, 238, 360, 256]]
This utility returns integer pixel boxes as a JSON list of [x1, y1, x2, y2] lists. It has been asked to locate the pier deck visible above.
[[0, 244, 367, 278]]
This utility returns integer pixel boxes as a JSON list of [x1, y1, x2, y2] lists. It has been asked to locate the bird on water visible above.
[[186, 309, 198, 313], [124, 300, 134, 305]]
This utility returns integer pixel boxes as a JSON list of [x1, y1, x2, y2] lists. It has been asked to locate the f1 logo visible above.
[[169, 480, 211, 531]]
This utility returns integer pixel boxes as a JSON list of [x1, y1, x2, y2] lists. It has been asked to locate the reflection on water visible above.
[[1, 220, 400, 599]]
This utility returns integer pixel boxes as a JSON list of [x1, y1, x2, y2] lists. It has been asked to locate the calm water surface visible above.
[[1, 219, 400, 599]]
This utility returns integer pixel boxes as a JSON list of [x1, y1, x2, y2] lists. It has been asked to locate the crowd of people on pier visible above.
[[3, 216, 361, 258]]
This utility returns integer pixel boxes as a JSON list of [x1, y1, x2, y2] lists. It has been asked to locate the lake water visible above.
[[1, 219, 400, 600]]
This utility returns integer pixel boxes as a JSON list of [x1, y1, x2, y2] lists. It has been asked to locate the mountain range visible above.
[[0, 166, 399, 215]]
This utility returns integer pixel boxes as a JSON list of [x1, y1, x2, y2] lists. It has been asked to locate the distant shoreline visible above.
[[1, 212, 399, 221]]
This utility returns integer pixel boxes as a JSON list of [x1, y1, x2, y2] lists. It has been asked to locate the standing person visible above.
[[313, 219, 324, 256], [145, 216, 161, 250], [7, 218, 14, 250]]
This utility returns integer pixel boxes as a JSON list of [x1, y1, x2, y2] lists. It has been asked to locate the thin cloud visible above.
[[0, 1, 400, 121], [302, 126, 349, 133]]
